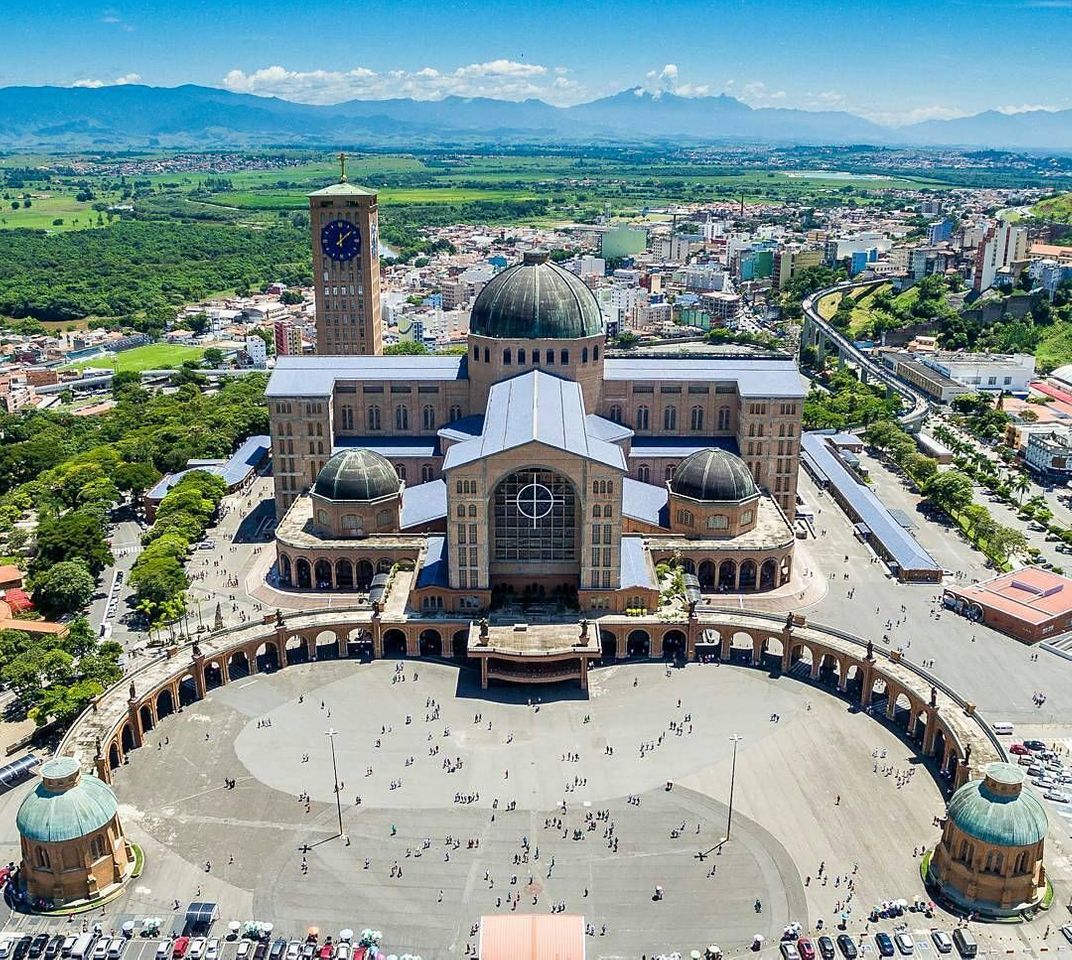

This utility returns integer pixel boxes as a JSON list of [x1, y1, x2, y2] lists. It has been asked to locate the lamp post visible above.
[[726, 734, 743, 841], [325, 728, 345, 839]]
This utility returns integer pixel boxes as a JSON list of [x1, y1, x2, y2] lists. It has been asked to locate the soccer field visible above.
[[64, 343, 206, 372]]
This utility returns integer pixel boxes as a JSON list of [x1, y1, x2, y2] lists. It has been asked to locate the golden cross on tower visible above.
[[337, 152, 348, 183]]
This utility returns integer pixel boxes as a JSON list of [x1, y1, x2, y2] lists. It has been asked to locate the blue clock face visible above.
[[320, 219, 361, 262]]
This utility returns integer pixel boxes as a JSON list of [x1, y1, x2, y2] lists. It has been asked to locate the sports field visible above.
[[64, 342, 206, 372]]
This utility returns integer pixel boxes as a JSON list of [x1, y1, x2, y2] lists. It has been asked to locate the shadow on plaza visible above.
[[450, 665, 590, 705], [233, 500, 276, 544]]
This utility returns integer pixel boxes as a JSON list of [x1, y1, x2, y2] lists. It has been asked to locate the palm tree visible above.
[[1012, 473, 1031, 506]]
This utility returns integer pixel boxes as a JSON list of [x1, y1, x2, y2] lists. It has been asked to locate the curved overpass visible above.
[[59, 606, 1002, 795], [801, 280, 931, 433]]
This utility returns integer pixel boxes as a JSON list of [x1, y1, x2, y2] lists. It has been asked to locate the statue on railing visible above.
[[479, 618, 489, 640], [275, 608, 285, 628], [930, 685, 937, 708], [128, 681, 136, 702], [192, 643, 202, 659], [866, 639, 874, 661], [579, 618, 589, 641]]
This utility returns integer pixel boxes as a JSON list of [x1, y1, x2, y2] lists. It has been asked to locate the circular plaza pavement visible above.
[[105, 660, 944, 959]]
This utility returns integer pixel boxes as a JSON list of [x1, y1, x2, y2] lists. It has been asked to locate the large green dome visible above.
[[313, 449, 399, 502], [670, 448, 758, 502], [946, 763, 1048, 847], [470, 251, 604, 340], [17, 757, 118, 844]]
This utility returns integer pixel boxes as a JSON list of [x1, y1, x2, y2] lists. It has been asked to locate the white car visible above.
[[335, 947, 349, 960], [235, 943, 253, 960], [285, 943, 301, 960], [1045, 790, 1071, 803], [188, 940, 207, 960], [895, 933, 914, 955], [107, 941, 125, 960], [155, 943, 172, 960], [92, 943, 109, 960], [1060, 924, 1072, 945], [204, 941, 219, 960]]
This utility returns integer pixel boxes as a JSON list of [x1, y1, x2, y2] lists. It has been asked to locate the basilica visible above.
[[266, 247, 806, 622]]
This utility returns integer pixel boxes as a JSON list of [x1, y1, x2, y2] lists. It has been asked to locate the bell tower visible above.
[[309, 153, 382, 356]]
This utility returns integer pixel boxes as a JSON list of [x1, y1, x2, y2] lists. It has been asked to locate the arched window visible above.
[[663, 406, 677, 431], [422, 405, 436, 430], [456, 504, 465, 518], [638, 464, 651, 483], [341, 405, 354, 430], [533, 350, 540, 365], [582, 347, 589, 363], [367, 405, 381, 431], [316, 509, 328, 527], [504, 348, 512, 365], [421, 464, 433, 482], [560, 349, 569, 365], [593, 504, 602, 518], [36, 846, 50, 868], [717, 406, 731, 431], [472, 344, 479, 361], [707, 515, 729, 530], [665, 463, 676, 481], [449, 405, 462, 422], [395, 405, 409, 430], [90, 835, 105, 860], [609, 404, 622, 424], [484, 348, 490, 363], [593, 346, 600, 360], [676, 509, 694, 526], [468, 504, 477, 517], [395, 463, 407, 481], [546, 349, 554, 365], [690, 406, 704, 431], [518, 348, 526, 364], [636, 405, 650, 431]]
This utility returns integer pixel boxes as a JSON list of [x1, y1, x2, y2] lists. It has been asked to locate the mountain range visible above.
[[1, 83, 1071, 151]]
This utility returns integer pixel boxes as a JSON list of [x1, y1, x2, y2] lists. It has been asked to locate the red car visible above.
[[173, 939, 191, 960], [1009, 744, 1032, 756], [798, 939, 816, 960]]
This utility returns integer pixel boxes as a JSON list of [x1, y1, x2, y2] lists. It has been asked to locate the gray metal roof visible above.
[[801, 432, 941, 574], [442, 370, 627, 472], [628, 436, 739, 459], [437, 416, 484, 443], [415, 536, 449, 588], [266, 355, 466, 398], [621, 477, 669, 527], [620, 536, 658, 590], [584, 415, 633, 443], [400, 479, 447, 529], [146, 435, 269, 502], [308, 182, 376, 197], [334, 436, 440, 459], [603, 358, 807, 398]]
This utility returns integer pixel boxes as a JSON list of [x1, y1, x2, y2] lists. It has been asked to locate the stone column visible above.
[[809, 658, 820, 680], [580, 656, 589, 691], [616, 633, 627, 660], [859, 663, 874, 707], [923, 710, 939, 756], [720, 633, 730, 660], [372, 615, 383, 660], [480, 657, 489, 690], [126, 701, 143, 749], [337, 631, 348, 659], [192, 652, 207, 700], [406, 630, 419, 658], [886, 694, 897, 720], [247, 645, 259, 675], [650, 633, 663, 659]]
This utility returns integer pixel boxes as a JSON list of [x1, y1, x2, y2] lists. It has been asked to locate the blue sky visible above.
[[7, 0, 1072, 125]]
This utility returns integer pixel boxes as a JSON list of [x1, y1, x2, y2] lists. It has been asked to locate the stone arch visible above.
[[419, 628, 443, 657], [698, 560, 715, 590], [680, 557, 695, 575], [314, 559, 333, 590], [255, 640, 280, 672], [279, 553, 292, 586], [204, 660, 225, 690], [663, 629, 687, 659], [627, 629, 650, 658], [932, 725, 948, 761], [356, 559, 374, 589], [377, 558, 393, 574], [718, 559, 736, 590], [295, 557, 312, 590], [156, 687, 175, 719], [108, 742, 121, 770], [285, 634, 310, 665], [383, 628, 407, 658], [739, 559, 757, 591], [315, 629, 339, 660], [348, 627, 374, 659], [335, 559, 354, 590], [760, 633, 784, 669], [869, 676, 889, 711], [779, 555, 792, 585], [818, 652, 842, 685], [891, 690, 913, 728], [452, 629, 469, 660], [844, 663, 863, 698], [787, 641, 813, 673], [760, 558, 778, 591], [139, 703, 155, 733], [120, 722, 135, 754], [729, 630, 753, 663], [600, 629, 617, 662], [229, 649, 250, 679], [178, 674, 198, 707]]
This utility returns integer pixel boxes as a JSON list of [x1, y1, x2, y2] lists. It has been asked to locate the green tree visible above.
[[30, 511, 113, 576], [115, 461, 162, 503], [31, 559, 96, 615], [924, 470, 974, 516], [203, 347, 226, 367], [988, 525, 1028, 564], [384, 341, 429, 356]]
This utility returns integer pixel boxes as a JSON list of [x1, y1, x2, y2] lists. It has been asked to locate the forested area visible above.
[[0, 221, 311, 322]]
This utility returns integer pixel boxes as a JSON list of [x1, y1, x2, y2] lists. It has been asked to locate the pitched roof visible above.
[[442, 370, 626, 471]]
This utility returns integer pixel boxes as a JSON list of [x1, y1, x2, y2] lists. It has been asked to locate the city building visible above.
[[928, 762, 1048, 918], [917, 352, 1035, 397], [273, 320, 304, 357], [16, 756, 134, 907], [877, 351, 972, 404], [973, 221, 1028, 292], [309, 165, 382, 356], [1024, 427, 1072, 482], [267, 251, 805, 637], [942, 567, 1072, 643], [774, 247, 823, 291], [244, 336, 267, 369], [927, 219, 954, 245]]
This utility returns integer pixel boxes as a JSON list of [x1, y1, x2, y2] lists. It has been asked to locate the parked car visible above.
[[1024, 739, 1047, 751], [836, 935, 858, 960], [817, 937, 836, 960], [90, 942, 108, 960], [1059, 924, 1072, 945], [155, 942, 171, 960], [895, 933, 914, 955], [204, 941, 219, 960], [171, 940, 190, 960], [235, 943, 253, 960], [106, 941, 124, 960], [334, 948, 349, 960], [875, 933, 895, 957], [1045, 790, 1071, 802], [61, 939, 77, 959], [780, 944, 800, 960], [1009, 743, 1031, 755], [15, 939, 33, 960], [30, 935, 50, 958], [797, 939, 815, 960], [268, 941, 286, 960], [45, 938, 64, 960], [285, 942, 300, 960], [931, 930, 953, 954]]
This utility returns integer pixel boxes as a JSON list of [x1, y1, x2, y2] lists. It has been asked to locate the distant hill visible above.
[[0, 83, 1070, 150]]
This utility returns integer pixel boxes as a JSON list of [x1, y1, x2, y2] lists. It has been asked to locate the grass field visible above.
[[64, 343, 205, 372], [0, 192, 107, 232], [1034, 192, 1072, 223]]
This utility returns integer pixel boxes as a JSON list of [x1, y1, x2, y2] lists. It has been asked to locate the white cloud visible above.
[[640, 63, 709, 98], [738, 81, 788, 106], [996, 103, 1058, 114], [99, 9, 134, 31], [71, 72, 141, 89], [221, 60, 573, 104]]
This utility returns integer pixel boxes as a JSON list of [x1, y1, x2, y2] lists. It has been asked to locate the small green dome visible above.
[[947, 762, 1048, 847], [470, 251, 604, 340], [313, 449, 399, 502], [671, 448, 758, 502], [17, 758, 118, 844]]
